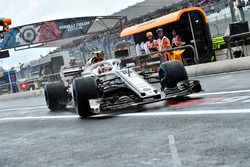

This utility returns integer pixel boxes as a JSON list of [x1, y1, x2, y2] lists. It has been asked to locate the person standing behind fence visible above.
[[172, 29, 183, 48], [145, 31, 159, 54], [172, 29, 184, 63], [156, 28, 172, 62]]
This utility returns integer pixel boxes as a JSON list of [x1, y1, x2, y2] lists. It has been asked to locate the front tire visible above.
[[73, 77, 99, 117], [159, 60, 188, 88], [44, 82, 67, 111]]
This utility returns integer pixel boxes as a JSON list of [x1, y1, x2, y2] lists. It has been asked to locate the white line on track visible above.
[[168, 135, 182, 167], [190, 89, 250, 97], [2, 89, 250, 112], [0, 115, 78, 121], [0, 106, 47, 112], [1, 109, 250, 122], [118, 109, 250, 117]]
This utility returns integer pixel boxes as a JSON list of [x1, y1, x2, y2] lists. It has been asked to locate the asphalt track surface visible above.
[[1, 71, 250, 167]]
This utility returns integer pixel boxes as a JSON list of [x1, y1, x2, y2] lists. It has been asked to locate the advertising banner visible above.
[[0, 17, 96, 50]]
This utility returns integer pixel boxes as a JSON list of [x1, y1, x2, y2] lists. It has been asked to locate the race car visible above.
[[44, 57, 202, 117]]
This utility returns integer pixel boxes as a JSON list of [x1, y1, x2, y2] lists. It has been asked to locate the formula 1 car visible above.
[[44, 57, 202, 117]]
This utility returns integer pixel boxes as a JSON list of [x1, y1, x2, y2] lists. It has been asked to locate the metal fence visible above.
[[0, 73, 62, 96], [207, 3, 250, 60], [121, 45, 196, 72], [209, 5, 250, 37], [0, 82, 19, 95], [41, 73, 61, 83]]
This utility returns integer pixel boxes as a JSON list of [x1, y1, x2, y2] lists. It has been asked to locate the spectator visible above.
[[136, 43, 142, 56], [140, 41, 146, 55], [136, 42, 146, 56], [156, 28, 172, 61], [172, 29, 183, 48], [156, 28, 172, 51], [172, 29, 184, 63], [69, 57, 76, 66], [145, 32, 159, 54], [242, 0, 246, 7]]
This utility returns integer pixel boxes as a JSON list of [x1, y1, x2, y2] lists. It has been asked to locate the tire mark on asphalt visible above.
[[168, 135, 182, 167]]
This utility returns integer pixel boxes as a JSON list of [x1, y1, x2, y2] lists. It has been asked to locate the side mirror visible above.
[[126, 63, 135, 68]]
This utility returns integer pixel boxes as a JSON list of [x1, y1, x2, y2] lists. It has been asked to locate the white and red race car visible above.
[[44, 57, 202, 117]]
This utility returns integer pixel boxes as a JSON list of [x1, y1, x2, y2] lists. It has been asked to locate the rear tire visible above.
[[159, 60, 188, 88], [44, 82, 67, 111], [73, 77, 99, 117]]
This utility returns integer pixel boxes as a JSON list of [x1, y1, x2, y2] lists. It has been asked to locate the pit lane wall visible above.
[[186, 56, 250, 77], [1, 56, 250, 100], [0, 89, 44, 101]]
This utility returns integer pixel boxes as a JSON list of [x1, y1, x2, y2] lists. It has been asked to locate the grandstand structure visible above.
[[112, 0, 230, 26], [112, 0, 182, 25]]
